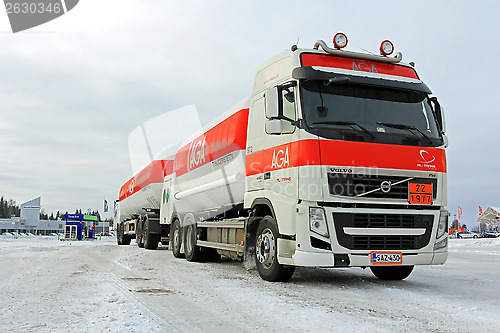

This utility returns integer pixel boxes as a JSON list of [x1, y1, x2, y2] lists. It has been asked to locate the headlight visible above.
[[436, 210, 449, 239], [309, 207, 329, 238]]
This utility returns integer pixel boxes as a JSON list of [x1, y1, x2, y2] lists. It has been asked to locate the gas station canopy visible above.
[[477, 206, 500, 227]]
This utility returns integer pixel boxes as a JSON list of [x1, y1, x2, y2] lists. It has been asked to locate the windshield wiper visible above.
[[376, 122, 433, 145], [311, 121, 375, 139]]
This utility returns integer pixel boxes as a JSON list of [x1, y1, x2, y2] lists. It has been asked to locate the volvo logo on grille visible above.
[[380, 180, 392, 193]]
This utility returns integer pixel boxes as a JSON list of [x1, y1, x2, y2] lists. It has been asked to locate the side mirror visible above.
[[429, 97, 445, 134], [442, 134, 449, 148], [439, 106, 446, 134], [265, 87, 279, 119]]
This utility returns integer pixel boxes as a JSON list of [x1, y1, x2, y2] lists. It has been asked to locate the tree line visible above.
[[0, 197, 20, 218]]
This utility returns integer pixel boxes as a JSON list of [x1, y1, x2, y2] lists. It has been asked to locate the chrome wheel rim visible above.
[[256, 228, 275, 269], [186, 225, 194, 253], [173, 224, 180, 249]]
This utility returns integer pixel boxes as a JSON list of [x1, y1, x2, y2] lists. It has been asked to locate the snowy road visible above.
[[0, 235, 498, 332]]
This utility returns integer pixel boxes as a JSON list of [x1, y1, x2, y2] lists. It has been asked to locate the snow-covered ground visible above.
[[0, 235, 498, 332]]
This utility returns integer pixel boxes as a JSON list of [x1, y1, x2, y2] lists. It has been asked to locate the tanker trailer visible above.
[[116, 159, 173, 249]]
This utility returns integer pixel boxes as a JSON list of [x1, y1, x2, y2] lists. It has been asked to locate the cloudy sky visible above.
[[0, 1, 498, 225]]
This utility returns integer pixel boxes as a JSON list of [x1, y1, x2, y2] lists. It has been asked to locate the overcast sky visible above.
[[0, 1, 498, 225]]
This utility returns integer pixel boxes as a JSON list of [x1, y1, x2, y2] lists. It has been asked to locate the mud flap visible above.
[[277, 238, 295, 265]]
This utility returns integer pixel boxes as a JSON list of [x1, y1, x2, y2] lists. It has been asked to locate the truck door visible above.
[[246, 83, 299, 198], [263, 84, 298, 198], [159, 178, 172, 225]]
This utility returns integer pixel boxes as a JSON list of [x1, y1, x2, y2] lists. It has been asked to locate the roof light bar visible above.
[[379, 40, 394, 56], [313, 37, 403, 64], [333, 32, 348, 49]]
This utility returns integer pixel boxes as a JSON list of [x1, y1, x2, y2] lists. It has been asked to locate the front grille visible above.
[[333, 212, 433, 250], [352, 236, 417, 250], [353, 213, 415, 228], [327, 174, 437, 200]]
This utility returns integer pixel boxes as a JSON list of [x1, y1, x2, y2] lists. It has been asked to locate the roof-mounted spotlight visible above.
[[379, 40, 394, 56], [333, 32, 348, 49]]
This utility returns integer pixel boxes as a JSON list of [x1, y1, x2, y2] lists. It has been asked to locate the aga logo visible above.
[[4, 0, 79, 33], [352, 60, 378, 73], [271, 146, 289, 169], [128, 179, 135, 195], [189, 135, 206, 169]]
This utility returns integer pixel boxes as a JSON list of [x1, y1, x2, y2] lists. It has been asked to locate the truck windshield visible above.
[[300, 80, 443, 147]]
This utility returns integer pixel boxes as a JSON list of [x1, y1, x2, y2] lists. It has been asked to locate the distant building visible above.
[[0, 197, 110, 236], [20, 197, 41, 228], [0, 197, 63, 235]]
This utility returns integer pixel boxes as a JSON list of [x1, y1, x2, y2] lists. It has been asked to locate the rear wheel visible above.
[[121, 225, 131, 245], [370, 265, 414, 280], [116, 224, 123, 245], [170, 219, 184, 258], [255, 216, 295, 282], [143, 218, 159, 250], [136, 219, 144, 248], [184, 223, 202, 262]]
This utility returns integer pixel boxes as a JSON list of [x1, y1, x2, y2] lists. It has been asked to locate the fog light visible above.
[[434, 237, 447, 250]]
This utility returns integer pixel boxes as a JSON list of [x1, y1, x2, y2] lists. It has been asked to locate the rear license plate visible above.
[[408, 183, 433, 205], [370, 251, 403, 265]]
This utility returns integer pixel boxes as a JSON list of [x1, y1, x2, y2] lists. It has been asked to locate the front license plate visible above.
[[370, 252, 403, 265], [408, 182, 433, 205]]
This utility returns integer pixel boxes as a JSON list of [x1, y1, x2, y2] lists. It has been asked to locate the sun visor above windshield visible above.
[[292, 66, 432, 94]]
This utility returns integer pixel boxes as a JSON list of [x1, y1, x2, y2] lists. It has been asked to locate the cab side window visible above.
[[281, 87, 296, 133]]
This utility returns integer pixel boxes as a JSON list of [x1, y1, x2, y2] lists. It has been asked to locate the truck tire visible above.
[[184, 223, 201, 262], [116, 224, 123, 245], [143, 219, 159, 250], [370, 265, 414, 280], [136, 219, 144, 248], [255, 216, 295, 282], [171, 219, 184, 258], [121, 225, 131, 245], [118, 224, 131, 245]]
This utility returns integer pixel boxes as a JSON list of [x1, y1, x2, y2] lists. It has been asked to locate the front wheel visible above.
[[255, 216, 295, 282], [370, 265, 414, 280]]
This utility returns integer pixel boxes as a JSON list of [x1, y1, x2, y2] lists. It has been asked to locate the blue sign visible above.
[[65, 214, 83, 220]]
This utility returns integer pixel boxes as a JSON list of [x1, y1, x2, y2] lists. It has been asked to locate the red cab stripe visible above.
[[246, 139, 446, 175]]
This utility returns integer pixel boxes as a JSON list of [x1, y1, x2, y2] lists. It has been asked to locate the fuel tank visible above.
[[118, 160, 173, 220]]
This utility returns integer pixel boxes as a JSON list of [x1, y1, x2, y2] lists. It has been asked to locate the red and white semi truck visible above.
[[115, 33, 449, 281]]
